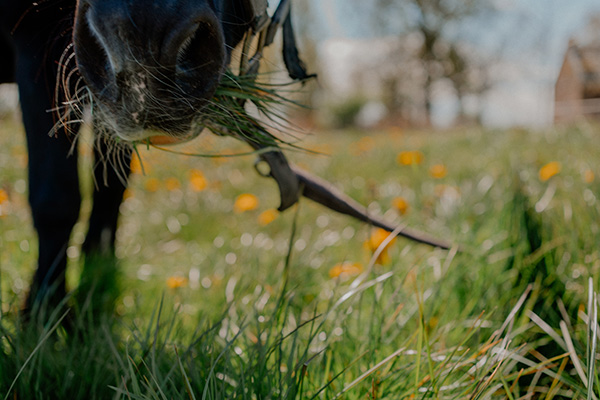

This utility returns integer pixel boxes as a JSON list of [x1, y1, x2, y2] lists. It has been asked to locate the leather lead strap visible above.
[[236, 0, 453, 249]]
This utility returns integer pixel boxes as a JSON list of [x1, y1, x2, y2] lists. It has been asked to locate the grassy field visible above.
[[1, 114, 600, 398]]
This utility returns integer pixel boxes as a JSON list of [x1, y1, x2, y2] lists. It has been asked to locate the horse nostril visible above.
[[73, 7, 118, 101], [164, 17, 225, 97]]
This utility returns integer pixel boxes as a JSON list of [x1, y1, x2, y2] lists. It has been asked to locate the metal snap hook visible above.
[[254, 158, 271, 177]]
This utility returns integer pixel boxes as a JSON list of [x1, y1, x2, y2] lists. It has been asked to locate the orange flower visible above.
[[392, 197, 409, 215], [0, 189, 8, 205], [0, 189, 8, 218], [365, 228, 397, 250], [539, 162, 561, 182], [258, 209, 278, 226], [144, 178, 161, 192], [189, 169, 207, 192], [397, 151, 424, 166], [122, 189, 134, 200], [165, 177, 181, 191], [329, 262, 363, 279], [364, 228, 397, 265], [130, 156, 145, 174], [166, 276, 188, 289], [234, 193, 259, 213], [429, 164, 447, 179], [584, 169, 595, 184]]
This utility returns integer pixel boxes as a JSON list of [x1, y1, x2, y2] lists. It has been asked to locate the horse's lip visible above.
[[148, 135, 187, 146], [147, 132, 201, 146]]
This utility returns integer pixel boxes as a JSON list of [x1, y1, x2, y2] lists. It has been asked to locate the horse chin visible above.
[[110, 124, 204, 145], [146, 131, 203, 146], [93, 106, 202, 145]]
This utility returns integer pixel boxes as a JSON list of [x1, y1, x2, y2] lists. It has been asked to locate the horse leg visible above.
[[18, 63, 81, 314], [78, 136, 131, 312]]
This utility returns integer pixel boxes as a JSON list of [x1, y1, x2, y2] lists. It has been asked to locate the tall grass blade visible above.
[[3, 310, 69, 400], [527, 310, 568, 350], [333, 347, 406, 399], [560, 320, 588, 387], [587, 290, 598, 400]]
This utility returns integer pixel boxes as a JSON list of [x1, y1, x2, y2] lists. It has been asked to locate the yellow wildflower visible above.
[[397, 151, 424, 166], [189, 169, 207, 192], [539, 162, 561, 182], [429, 164, 447, 179], [130, 156, 145, 174], [364, 228, 397, 265], [144, 178, 161, 192], [122, 189, 134, 200], [0, 189, 8, 218], [392, 197, 409, 215], [584, 169, 595, 184], [165, 177, 181, 191], [258, 209, 278, 226], [234, 193, 259, 213], [166, 276, 188, 289], [0, 189, 8, 205], [329, 262, 363, 279]]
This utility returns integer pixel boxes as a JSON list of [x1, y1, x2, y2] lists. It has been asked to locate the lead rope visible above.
[[231, 1, 453, 249]]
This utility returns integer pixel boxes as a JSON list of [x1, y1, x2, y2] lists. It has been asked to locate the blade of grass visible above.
[[587, 293, 598, 400], [333, 347, 407, 399], [527, 310, 568, 350], [546, 357, 569, 400], [560, 320, 588, 388], [4, 310, 69, 400]]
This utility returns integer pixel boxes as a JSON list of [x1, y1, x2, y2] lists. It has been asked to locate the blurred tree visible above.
[[367, 0, 494, 125]]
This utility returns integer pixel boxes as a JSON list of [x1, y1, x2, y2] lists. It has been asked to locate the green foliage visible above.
[[2, 121, 600, 398], [328, 97, 368, 128]]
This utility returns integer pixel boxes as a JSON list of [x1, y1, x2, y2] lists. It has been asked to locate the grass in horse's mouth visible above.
[[138, 70, 308, 156]]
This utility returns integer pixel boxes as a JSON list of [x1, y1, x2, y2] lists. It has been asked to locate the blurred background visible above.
[[284, 0, 600, 130]]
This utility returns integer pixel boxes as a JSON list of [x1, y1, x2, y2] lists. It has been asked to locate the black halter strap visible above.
[[241, 0, 315, 81]]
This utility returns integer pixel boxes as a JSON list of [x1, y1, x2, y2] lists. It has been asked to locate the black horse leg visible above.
[[18, 64, 81, 312], [82, 137, 131, 256], [78, 136, 131, 311]]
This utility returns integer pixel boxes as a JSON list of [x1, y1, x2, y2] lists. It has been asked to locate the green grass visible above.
[[2, 115, 600, 398]]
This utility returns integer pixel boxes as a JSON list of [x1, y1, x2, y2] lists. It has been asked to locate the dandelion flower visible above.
[[584, 169, 595, 184], [258, 209, 278, 226], [130, 156, 145, 174], [397, 151, 424, 166], [189, 169, 207, 192], [166, 276, 188, 289], [364, 228, 397, 265], [165, 177, 181, 191], [429, 164, 447, 179], [329, 262, 363, 279], [234, 193, 259, 213], [122, 189, 134, 200], [0, 189, 8, 205], [392, 197, 409, 215], [0, 189, 9, 218], [144, 178, 161, 192], [539, 162, 561, 182]]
